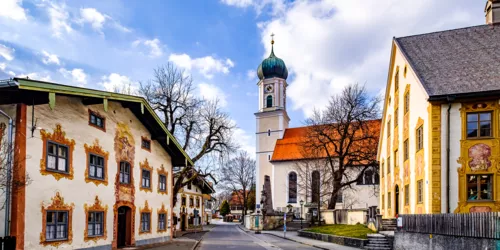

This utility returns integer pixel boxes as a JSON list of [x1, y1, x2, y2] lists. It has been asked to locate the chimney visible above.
[[486, 0, 500, 25]]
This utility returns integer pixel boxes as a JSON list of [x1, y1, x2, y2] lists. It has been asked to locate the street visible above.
[[196, 223, 320, 250]]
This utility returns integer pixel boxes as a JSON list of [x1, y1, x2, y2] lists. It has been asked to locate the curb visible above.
[[190, 239, 201, 250], [260, 232, 330, 250]]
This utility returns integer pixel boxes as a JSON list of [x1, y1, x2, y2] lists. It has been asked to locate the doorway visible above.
[[395, 185, 400, 217], [117, 206, 132, 248], [181, 214, 186, 231]]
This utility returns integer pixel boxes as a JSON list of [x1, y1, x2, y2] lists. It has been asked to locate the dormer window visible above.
[[266, 95, 273, 108]]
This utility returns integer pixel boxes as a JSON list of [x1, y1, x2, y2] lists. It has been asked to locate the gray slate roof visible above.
[[395, 25, 500, 97]]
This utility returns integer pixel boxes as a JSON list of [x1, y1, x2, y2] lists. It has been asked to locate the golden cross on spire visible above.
[[271, 33, 275, 45]]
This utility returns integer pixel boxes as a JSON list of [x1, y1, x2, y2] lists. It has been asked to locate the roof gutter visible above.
[[446, 95, 455, 213], [0, 79, 19, 88], [428, 90, 500, 102]]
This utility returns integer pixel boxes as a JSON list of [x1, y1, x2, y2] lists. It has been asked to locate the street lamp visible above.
[[299, 199, 304, 229]]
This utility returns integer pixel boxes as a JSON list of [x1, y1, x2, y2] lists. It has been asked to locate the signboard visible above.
[[256, 204, 261, 209], [397, 217, 403, 228]]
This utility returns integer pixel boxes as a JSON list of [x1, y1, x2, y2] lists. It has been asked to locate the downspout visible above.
[[446, 95, 455, 213], [0, 109, 14, 236]]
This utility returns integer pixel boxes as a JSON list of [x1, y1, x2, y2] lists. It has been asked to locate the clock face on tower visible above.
[[265, 84, 274, 93]]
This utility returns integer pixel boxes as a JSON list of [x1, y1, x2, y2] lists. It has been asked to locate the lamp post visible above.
[[299, 200, 304, 229]]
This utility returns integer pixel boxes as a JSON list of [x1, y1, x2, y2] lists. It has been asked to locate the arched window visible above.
[[266, 95, 273, 108], [311, 171, 320, 204], [288, 172, 297, 203], [364, 169, 373, 185]]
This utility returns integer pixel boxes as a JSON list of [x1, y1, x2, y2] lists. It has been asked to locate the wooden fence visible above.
[[400, 213, 500, 239]]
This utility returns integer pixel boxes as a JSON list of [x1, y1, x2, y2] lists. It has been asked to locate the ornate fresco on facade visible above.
[[112, 201, 136, 247], [84, 139, 109, 186], [416, 153, 424, 177], [455, 101, 500, 213], [138, 200, 152, 235], [113, 122, 136, 247], [39, 124, 76, 180], [468, 143, 492, 171], [158, 164, 168, 195], [157, 203, 167, 233], [84, 196, 108, 242], [40, 192, 74, 247], [139, 158, 153, 193]]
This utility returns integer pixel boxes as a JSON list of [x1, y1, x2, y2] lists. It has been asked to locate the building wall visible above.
[[255, 77, 289, 209], [378, 44, 432, 218], [272, 161, 378, 213], [173, 182, 204, 231], [22, 96, 173, 249], [0, 104, 17, 237]]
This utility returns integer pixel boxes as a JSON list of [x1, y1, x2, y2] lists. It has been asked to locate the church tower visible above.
[[255, 35, 290, 207]]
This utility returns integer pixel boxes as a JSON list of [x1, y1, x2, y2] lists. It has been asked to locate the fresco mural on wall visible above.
[[468, 143, 491, 171]]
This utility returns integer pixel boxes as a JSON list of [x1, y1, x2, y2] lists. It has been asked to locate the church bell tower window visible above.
[[266, 95, 273, 108]]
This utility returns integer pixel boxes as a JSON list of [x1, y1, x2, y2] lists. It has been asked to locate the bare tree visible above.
[[140, 63, 237, 206], [295, 83, 381, 212], [0, 122, 31, 211], [219, 151, 256, 220]]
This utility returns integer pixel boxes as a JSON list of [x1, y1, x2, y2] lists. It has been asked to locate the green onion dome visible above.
[[257, 40, 288, 80]]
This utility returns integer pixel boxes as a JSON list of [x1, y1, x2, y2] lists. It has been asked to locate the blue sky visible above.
[[0, 0, 486, 155]]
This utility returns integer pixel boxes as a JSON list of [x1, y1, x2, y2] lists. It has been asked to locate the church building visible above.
[[378, 0, 500, 217], [255, 38, 380, 218]]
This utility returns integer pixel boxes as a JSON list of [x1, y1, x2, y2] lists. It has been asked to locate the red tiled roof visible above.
[[271, 119, 381, 163]]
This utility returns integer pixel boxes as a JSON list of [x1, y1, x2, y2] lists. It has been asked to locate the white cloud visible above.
[[18, 72, 51, 82], [0, 0, 27, 21], [79, 8, 106, 31], [198, 83, 228, 107], [41, 50, 60, 65], [59, 68, 87, 86], [47, 2, 72, 37], [0, 63, 5, 71], [98, 73, 138, 94], [77, 8, 131, 34], [246, 92, 258, 97], [221, 0, 286, 15], [221, 0, 253, 8], [232, 127, 255, 157], [169, 54, 235, 79], [256, 0, 480, 116], [133, 39, 163, 58], [246, 69, 256, 81], [0, 44, 15, 61], [7, 71, 15, 77]]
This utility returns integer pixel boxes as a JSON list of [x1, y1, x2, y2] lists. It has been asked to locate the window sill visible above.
[[46, 169, 70, 175], [88, 176, 105, 181], [44, 238, 68, 242], [466, 199, 494, 203], [466, 136, 494, 140]]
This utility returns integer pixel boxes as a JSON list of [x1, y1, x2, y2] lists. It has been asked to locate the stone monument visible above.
[[260, 175, 274, 215]]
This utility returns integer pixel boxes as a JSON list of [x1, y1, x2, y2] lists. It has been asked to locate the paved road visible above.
[[197, 223, 319, 250]]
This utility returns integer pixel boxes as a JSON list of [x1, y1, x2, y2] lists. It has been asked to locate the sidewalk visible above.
[[238, 224, 360, 250], [262, 231, 361, 250]]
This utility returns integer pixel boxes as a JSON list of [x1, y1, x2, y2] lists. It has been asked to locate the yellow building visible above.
[[378, 1, 500, 217]]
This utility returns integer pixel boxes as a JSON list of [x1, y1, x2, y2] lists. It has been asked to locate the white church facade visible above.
[[254, 38, 379, 218]]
